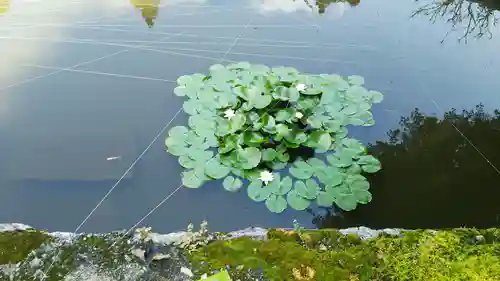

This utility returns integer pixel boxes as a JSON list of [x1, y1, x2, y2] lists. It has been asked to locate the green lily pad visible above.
[[275, 124, 290, 136], [326, 153, 353, 168], [275, 108, 295, 122], [273, 86, 299, 102], [369, 90, 384, 103], [235, 86, 272, 109], [182, 170, 205, 188], [283, 129, 307, 144], [323, 120, 342, 133], [297, 96, 320, 110], [272, 66, 299, 82], [241, 131, 265, 146], [247, 181, 271, 202], [268, 174, 293, 195], [223, 176, 243, 192], [219, 135, 241, 154], [179, 149, 213, 169], [289, 160, 315, 180], [287, 190, 310, 210], [265, 194, 287, 213], [262, 148, 277, 162], [350, 177, 370, 191], [352, 188, 372, 204], [347, 75, 365, 86], [316, 190, 335, 207], [204, 158, 231, 179], [294, 179, 319, 199], [168, 126, 189, 137], [305, 131, 332, 153], [306, 157, 327, 172], [167, 145, 189, 157], [229, 113, 246, 132], [357, 155, 382, 173], [234, 147, 262, 170], [260, 114, 276, 134], [334, 193, 358, 211], [306, 114, 326, 129], [228, 61, 251, 70], [267, 160, 287, 170]]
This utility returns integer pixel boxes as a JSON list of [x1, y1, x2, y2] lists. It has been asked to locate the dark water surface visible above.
[[0, 0, 499, 233]]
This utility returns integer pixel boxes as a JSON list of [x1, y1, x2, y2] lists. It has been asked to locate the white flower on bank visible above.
[[259, 170, 274, 185], [224, 109, 235, 120], [295, 111, 304, 119], [295, 83, 307, 91]]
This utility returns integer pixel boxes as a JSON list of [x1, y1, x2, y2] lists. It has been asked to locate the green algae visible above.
[[0, 229, 52, 265], [188, 228, 500, 281]]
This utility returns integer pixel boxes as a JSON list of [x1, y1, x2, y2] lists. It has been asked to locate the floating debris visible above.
[[106, 156, 122, 161]]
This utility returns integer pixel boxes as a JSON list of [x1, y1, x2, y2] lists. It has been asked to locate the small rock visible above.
[[152, 253, 171, 261], [29, 257, 42, 269], [475, 235, 485, 243], [201, 273, 208, 279], [180, 267, 193, 277], [0, 223, 33, 232], [130, 248, 146, 262]]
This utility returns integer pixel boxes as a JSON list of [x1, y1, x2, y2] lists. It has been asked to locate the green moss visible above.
[[188, 228, 500, 281], [0, 230, 52, 264], [375, 228, 500, 281], [12, 232, 136, 281]]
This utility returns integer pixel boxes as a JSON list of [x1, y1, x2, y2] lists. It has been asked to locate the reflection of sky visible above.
[[0, 0, 499, 233], [0, 0, 130, 121], [251, 0, 350, 18]]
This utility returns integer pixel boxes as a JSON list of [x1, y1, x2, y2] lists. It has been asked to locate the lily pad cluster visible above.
[[165, 62, 383, 213]]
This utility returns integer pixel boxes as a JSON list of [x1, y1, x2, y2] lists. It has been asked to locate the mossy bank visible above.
[[1, 223, 500, 281]]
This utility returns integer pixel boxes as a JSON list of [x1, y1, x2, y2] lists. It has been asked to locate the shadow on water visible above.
[[310, 104, 500, 229], [412, 0, 500, 42]]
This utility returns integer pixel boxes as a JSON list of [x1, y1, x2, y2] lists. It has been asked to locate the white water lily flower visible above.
[[258, 170, 274, 185], [295, 111, 304, 119], [295, 83, 307, 91], [224, 109, 235, 120]]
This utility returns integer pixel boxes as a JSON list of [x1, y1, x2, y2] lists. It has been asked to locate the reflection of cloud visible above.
[[323, 2, 349, 17], [164, 0, 208, 4], [251, 0, 351, 17], [252, 0, 313, 13]]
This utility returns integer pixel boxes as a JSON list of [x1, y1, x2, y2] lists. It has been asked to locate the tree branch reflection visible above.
[[412, 0, 499, 42]]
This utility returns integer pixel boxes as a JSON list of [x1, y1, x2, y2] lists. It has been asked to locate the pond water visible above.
[[0, 0, 499, 233]]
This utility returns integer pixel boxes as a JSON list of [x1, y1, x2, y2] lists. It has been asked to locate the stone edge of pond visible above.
[[2, 223, 500, 281]]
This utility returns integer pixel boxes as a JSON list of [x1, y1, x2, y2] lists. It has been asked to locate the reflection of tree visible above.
[[131, 0, 160, 28], [412, 0, 500, 42], [310, 104, 500, 229], [0, 0, 10, 16], [301, 0, 361, 14]]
